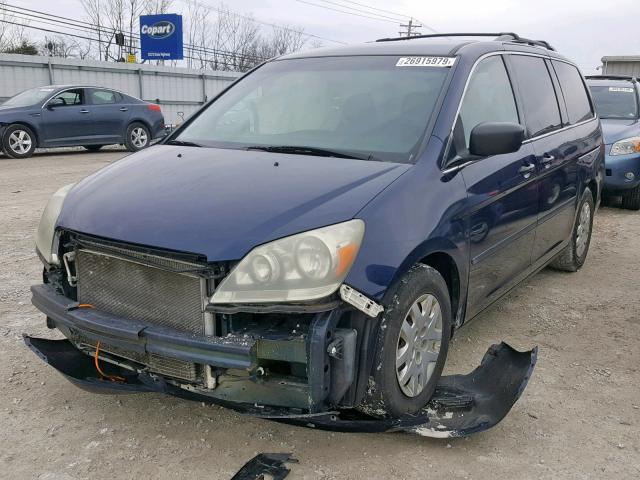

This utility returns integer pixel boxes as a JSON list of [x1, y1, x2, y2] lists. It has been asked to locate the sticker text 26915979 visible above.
[[396, 57, 456, 67]]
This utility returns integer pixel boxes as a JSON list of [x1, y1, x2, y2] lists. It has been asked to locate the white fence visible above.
[[0, 53, 241, 125]]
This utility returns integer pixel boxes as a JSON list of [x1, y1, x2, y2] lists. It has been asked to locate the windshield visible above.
[[2, 86, 57, 108], [589, 85, 638, 119], [174, 56, 452, 163]]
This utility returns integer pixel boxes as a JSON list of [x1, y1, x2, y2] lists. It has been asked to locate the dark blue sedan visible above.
[[0, 85, 165, 158]]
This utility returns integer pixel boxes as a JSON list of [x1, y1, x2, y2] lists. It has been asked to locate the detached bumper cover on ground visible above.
[[24, 334, 536, 438]]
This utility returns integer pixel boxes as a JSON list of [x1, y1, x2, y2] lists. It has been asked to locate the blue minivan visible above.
[[586, 75, 640, 209], [27, 33, 603, 432]]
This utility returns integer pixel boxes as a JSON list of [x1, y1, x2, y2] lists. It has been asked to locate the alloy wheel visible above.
[[131, 127, 148, 149], [575, 202, 591, 257], [8, 129, 32, 155], [395, 293, 443, 397]]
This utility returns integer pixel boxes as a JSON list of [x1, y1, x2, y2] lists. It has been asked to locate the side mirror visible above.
[[469, 122, 525, 157], [46, 98, 65, 109]]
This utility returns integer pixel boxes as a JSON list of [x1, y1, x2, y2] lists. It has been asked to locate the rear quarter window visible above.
[[552, 61, 593, 124]]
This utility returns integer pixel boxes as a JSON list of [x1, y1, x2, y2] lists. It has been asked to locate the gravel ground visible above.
[[1, 149, 639, 480]]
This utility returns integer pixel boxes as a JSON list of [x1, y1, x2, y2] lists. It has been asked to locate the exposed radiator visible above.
[[76, 249, 205, 335]]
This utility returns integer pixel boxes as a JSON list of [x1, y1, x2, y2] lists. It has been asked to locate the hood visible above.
[[600, 118, 640, 145], [0, 105, 38, 118], [0, 105, 23, 114], [57, 145, 410, 261]]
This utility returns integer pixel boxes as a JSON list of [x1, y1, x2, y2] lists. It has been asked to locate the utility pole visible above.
[[399, 18, 423, 37]]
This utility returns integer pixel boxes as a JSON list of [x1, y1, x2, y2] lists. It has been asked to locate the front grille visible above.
[[76, 249, 205, 335]]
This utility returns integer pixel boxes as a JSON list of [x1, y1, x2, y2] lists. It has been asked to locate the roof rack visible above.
[[585, 74, 637, 83], [375, 32, 555, 51]]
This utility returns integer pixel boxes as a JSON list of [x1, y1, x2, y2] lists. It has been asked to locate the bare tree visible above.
[[80, 0, 104, 59], [41, 36, 78, 58], [144, 0, 173, 15], [0, 1, 28, 52], [184, 0, 212, 69]]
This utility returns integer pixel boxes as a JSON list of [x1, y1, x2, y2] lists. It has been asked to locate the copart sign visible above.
[[140, 14, 183, 60]]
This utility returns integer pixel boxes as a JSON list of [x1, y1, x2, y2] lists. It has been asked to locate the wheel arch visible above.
[[126, 118, 152, 136], [381, 239, 467, 332], [418, 251, 461, 331], [3, 121, 41, 147]]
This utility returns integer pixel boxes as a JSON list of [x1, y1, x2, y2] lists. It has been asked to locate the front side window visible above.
[[90, 89, 119, 105], [589, 85, 638, 119], [52, 89, 84, 106], [552, 61, 593, 124], [175, 56, 452, 163], [449, 55, 519, 158], [510, 56, 562, 137]]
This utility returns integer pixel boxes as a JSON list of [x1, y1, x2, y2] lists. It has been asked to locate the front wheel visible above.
[[550, 187, 594, 272], [2, 124, 36, 159], [621, 185, 640, 210], [367, 264, 451, 417], [124, 122, 150, 152]]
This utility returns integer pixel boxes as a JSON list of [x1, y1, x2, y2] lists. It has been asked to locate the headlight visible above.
[[610, 137, 640, 156], [35, 183, 74, 265], [211, 219, 365, 304]]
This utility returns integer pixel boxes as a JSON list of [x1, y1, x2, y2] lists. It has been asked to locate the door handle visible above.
[[540, 153, 555, 167], [518, 163, 536, 178], [119, 107, 128, 112], [80, 109, 90, 114]]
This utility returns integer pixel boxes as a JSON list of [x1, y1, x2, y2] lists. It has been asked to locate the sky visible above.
[[16, 0, 640, 74]]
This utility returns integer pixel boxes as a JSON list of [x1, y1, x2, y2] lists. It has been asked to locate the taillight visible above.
[[148, 104, 161, 112]]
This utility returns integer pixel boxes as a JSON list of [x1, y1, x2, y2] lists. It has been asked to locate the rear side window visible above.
[[509, 56, 562, 137], [90, 89, 119, 105], [450, 55, 519, 157], [552, 61, 593, 124]]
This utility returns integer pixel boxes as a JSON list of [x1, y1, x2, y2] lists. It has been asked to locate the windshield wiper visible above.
[[245, 145, 367, 160], [165, 139, 203, 147]]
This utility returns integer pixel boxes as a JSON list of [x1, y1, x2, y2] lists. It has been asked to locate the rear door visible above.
[[41, 88, 94, 145], [87, 88, 131, 143], [508, 55, 594, 264], [454, 55, 539, 318]]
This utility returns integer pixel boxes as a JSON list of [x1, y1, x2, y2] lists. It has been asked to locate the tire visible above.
[[365, 264, 452, 417], [83, 145, 104, 152], [550, 187, 594, 272], [124, 122, 150, 152], [2, 124, 36, 159], [621, 185, 640, 210]]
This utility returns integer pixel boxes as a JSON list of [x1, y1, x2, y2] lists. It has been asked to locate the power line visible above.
[[294, 0, 399, 24], [331, 0, 429, 23], [317, 0, 437, 32], [293, 0, 438, 34], [314, 0, 409, 22], [172, 0, 347, 44]]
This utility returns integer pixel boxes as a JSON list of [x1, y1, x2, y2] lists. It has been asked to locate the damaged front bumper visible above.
[[25, 321, 536, 438]]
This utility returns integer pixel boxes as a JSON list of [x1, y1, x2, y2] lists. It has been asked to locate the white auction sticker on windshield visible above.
[[609, 87, 634, 93], [396, 56, 456, 67]]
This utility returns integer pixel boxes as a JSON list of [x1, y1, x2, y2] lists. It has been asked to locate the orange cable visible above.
[[94, 341, 126, 383]]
